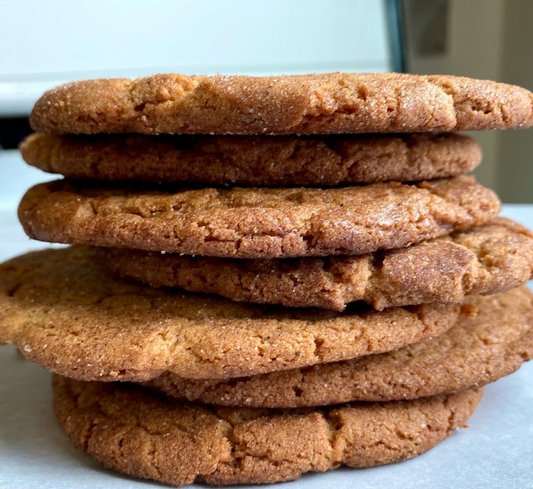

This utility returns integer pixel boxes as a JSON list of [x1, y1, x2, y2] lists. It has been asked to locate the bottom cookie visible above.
[[53, 375, 482, 487]]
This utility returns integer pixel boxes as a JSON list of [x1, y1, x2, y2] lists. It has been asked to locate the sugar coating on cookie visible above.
[[146, 287, 533, 407], [0, 247, 459, 381], [30, 73, 533, 135], [97, 218, 533, 311], [20, 132, 481, 185], [18, 176, 500, 259], [53, 376, 483, 486]]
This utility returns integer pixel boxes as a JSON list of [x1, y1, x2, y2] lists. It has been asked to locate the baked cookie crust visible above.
[[30, 73, 533, 135], [0, 247, 459, 381], [18, 176, 500, 259], [98, 218, 533, 311], [20, 132, 481, 185], [53, 376, 482, 486], [146, 287, 533, 407]]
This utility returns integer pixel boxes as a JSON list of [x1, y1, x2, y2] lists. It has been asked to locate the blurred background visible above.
[[0, 0, 532, 202]]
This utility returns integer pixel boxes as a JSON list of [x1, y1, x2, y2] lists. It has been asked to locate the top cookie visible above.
[[29, 73, 533, 135]]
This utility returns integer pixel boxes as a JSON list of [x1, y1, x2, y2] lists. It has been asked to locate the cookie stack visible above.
[[2, 73, 533, 486]]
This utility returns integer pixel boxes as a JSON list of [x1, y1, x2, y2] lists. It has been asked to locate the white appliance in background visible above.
[[0, 0, 393, 117]]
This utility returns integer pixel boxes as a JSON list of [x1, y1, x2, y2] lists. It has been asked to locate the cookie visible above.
[[20, 132, 481, 186], [98, 218, 533, 311], [29, 73, 533, 135], [18, 176, 500, 259], [145, 287, 533, 408], [0, 247, 458, 381], [53, 376, 482, 487]]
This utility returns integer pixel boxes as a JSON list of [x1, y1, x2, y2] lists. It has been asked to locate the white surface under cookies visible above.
[[0, 148, 532, 488]]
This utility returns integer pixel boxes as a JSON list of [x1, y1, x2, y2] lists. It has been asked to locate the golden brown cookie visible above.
[[146, 287, 533, 408], [20, 132, 481, 185], [18, 176, 500, 259], [0, 247, 458, 381], [53, 375, 482, 487], [98, 218, 533, 311], [30, 73, 533, 135]]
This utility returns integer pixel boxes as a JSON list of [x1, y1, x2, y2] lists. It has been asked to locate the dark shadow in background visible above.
[[0, 117, 31, 150], [386, 0, 407, 73]]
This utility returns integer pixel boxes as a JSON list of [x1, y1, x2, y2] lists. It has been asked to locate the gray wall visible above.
[[405, 0, 533, 203], [497, 0, 533, 203]]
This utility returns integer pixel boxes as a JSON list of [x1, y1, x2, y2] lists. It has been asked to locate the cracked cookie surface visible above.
[[53, 375, 482, 487], [0, 247, 458, 381], [29, 73, 533, 135], [146, 287, 533, 407], [98, 218, 533, 311], [20, 132, 481, 186], [18, 176, 500, 259]]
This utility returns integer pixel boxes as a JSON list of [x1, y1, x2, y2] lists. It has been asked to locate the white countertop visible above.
[[1, 149, 532, 488]]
